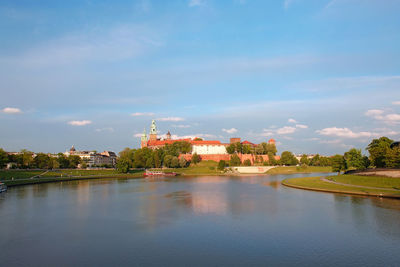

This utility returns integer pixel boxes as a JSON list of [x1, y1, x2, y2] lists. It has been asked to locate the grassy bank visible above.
[[0, 169, 144, 187], [153, 161, 222, 176], [266, 166, 332, 174], [282, 175, 400, 198]]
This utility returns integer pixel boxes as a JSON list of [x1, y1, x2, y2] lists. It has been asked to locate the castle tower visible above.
[[141, 128, 148, 148], [149, 119, 157, 141], [166, 131, 171, 140]]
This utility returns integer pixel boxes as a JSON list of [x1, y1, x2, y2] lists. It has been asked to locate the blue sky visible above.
[[1, 0, 400, 155]]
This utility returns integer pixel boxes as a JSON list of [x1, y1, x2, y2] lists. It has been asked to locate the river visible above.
[[1, 173, 400, 266]]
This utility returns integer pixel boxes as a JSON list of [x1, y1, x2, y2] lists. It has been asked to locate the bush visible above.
[[217, 160, 226, 170], [243, 159, 252, 166]]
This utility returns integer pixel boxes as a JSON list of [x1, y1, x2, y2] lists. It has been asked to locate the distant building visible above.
[[64, 146, 117, 167]]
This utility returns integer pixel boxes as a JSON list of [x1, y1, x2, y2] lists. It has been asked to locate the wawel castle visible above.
[[140, 120, 277, 163]]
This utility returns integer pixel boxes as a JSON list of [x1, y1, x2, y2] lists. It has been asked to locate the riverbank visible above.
[[282, 175, 400, 198], [0, 169, 144, 187], [266, 166, 332, 174]]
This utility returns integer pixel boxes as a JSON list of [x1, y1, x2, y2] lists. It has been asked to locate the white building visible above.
[[191, 141, 227, 155]]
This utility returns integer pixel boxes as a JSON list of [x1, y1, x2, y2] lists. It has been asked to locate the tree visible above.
[[367, 137, 393, 167], [48, 157, 60, 169], [310, 154, 321, 166], [191, 153, 201, 165], [332, 154, 346, 173], [344, 148, 365, 170], [268, 152, 277, 165], [0, 148, 8, 169], [170, 156, 180, 168], [230, 154, 241, 166], [163, 155, 173, 168], [300, 154, 309, 165], [384, 147, 400, 168], [179, 157, 188, 168], [193, 138, 203, 141], [217, 160, 227, 170], [68, 155, 81, 168], [280, 151, 299, 166], [243, 159, 252, 166], [21, 149, 34, 168], [33, 153, 50, 169], [57, 153, 70, 168], [116, 158, 130, 173], [226, 144, 236, 154]]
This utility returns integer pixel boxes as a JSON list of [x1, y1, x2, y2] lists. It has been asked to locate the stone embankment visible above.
[[232, 166, 276, 174]]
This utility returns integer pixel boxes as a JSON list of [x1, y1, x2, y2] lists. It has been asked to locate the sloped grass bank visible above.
[[282, 176, 400, 198]]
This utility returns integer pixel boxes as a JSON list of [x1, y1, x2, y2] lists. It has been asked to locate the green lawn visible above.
[[282, 175, 400, 197], [0, 169, 144, 186], [152, 161, 222, 175], [266, 166, 332, 174], [328, 175, 400, 190]]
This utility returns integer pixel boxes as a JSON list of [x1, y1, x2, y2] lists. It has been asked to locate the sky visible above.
[[1, 0, 400, 155]]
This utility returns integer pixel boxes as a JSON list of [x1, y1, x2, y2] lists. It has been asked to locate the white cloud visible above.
[[288, 118, 298, 123], [222, 128, 238, 134], [392, 101, 400, 105], [157, 117, 185, 122], [95, 127, 114, 132], [189, 0, 204, 7], [172, 124, 191, 128], [131, 112, 155, 117], [276, 126, 297, 135], [365, 109, 384, 117], [366, 109, 400, 124], [316, 127, 373, 139], [133, 133, 143, 138], [296, 124, 308, 129], [68, 120, 92, 126], [1, 107, 22, 114]]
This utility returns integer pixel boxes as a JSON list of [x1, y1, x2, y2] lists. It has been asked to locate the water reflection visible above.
[[1, 173, 400, 266]]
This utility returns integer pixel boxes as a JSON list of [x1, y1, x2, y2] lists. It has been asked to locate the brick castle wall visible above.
[[180, 153, 280, 164]]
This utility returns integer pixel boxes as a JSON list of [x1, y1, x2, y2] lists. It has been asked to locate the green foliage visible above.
[[280, 151, 299, 166], [68, 155, 82, 168], [0, 148, 8, 169], [367, 137, 394, 167], [116, 158, 130, 173], [243, 159, 252, 166], [191, 153, 201, 165], [268, 152, 277, 166], [170, 156, 180, 168], [33, 153, 51, 169], [217, 160, 227, 170], [331, 154, 346, 173], [230, 154, 241, 166], [384, 147, 400, 168], [344, 148, 366, 170], [300, 154, 309, 165], [193, 138, 203, 141], [163, 155, 173, 168], [179, 157, 188, 168]]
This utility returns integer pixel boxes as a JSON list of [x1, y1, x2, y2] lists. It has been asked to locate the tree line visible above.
[[0, 149, 84, 169], [116, 141, 196, 173], [330, 137, 400, 173]]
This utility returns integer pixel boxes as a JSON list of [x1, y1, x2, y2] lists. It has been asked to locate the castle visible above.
[[140, 120, 278, 163]]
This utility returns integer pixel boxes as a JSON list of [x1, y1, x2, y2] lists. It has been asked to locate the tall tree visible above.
[[0, 148, 8, 168], [230, 154, 241, 166], [367, 137, 393, 167], [300, 154, 309, 165], [344, 148, 365, 170], [280, 151, 299, 166], [332, 155, 346, 173]]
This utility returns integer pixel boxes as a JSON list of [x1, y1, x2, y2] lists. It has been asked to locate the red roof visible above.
[[242, 140, 256, 146], [268, 139, 276, 143]]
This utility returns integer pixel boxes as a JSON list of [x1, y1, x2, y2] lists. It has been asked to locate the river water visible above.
[[1, 173, 400, 266]]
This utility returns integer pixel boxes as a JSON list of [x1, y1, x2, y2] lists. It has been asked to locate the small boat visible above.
[[144, 170, 178, 177], [0, 182, 7, 193]]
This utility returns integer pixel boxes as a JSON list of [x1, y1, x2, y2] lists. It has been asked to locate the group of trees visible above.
[[226, 142, 277, 155], [367, 137, 400, 168], [116, 141, 196, 173], [0, 148, 84, 169]]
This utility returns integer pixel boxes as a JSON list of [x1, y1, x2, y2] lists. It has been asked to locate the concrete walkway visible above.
[[320, 177, 400, 192]]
